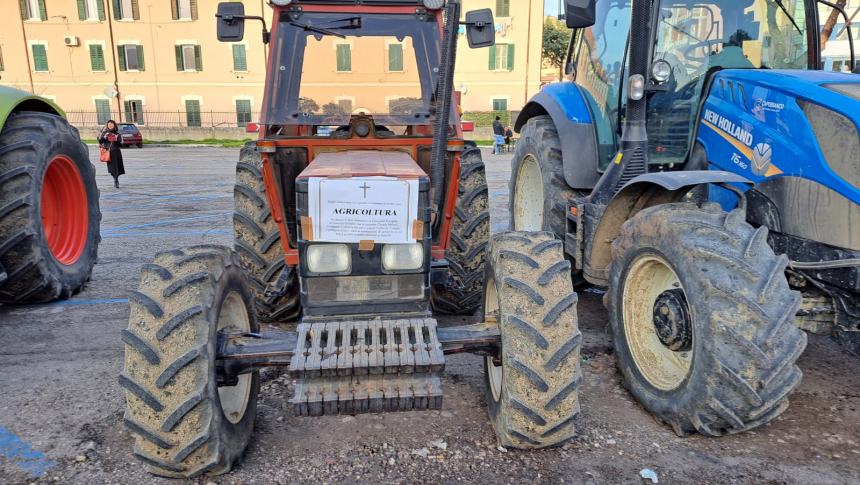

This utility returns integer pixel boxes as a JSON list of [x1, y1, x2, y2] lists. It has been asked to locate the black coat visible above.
[[98, 128, 126, 178]]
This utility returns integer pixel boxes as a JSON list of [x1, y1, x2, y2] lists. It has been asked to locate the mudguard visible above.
[[515, 83, 601, 189], [0, 85, 64, 128]]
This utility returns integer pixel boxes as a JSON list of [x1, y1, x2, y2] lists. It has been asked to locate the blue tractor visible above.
[[510, 0, 859, 436]]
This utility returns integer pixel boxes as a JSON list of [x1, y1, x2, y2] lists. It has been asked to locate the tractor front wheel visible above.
[[607, 203, 807, 436], [483, 232, 582, 448], [0, 111, 101, 304], [122, 245, 259, 478], [431, 147, 490, 314]]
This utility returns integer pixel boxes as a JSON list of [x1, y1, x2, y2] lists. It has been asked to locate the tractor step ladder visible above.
[[289, 317, 445, 416]]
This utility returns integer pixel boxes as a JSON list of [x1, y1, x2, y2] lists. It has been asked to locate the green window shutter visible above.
[[232, 44, 247, 71], [193, 45, 202, 71], [190, 0, 197, 20], [38, 0, 47, 20], [497, 0, 510, 17], [123, 100, 132, 123], [493, 99, 507, 111], [136, 45, 145, 71], [506, 44, 515, 70], [175, 45, 183, 70], [388, 44, 403, 71], [90, 44, 105, 71], [77, 0, 86, 20], [0, 47, 4, 71], [97, 0, 105, 20], [236, 99, 251, 126], [117, 45, 127, 71], [131, 0, 139, 19], [336, 44, 351, 71], [32, 44, 48, 71], [19, 0, 26, 20], [488, 44, 497, 70], [95, 99, 111, 124], [112, 0, 120, 20], [170, 0, 178, 19], [186, 100, 201, 127]]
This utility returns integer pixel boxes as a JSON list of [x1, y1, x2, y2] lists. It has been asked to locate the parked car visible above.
[[118, 123, 143, 148]]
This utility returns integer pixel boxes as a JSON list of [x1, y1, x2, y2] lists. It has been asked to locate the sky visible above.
[[545, 0, 561, 16]]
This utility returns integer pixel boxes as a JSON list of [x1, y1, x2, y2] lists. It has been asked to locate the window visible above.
[[337, 99, 353, 114], [232, 44, 247, 71], [171, 0, 197, 20], [336, 44, 351, 72], [78, 0, 105, 20], [0, 47, 4, 72], [113, 0, 139, 20], [124, 99, 144, 124], [492, 98, 508, 111], [89, 44, 105, 71], [95, 99, 111, 125], [185, 100, 201, 127], [388, 43, 403, 71], [176, 44, 202, 71], [235, 100, 252, 127], [31, 44, 48, 72], [496, 0, 510, 17], [21, 0, 46, 21], [488, 44, 515, 71], [118, 44, 145, 71]]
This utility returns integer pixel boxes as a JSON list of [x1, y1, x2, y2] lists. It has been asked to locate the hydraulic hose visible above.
[[430, 1, 460, 221]]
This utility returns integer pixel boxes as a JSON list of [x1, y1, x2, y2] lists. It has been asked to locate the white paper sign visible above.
[[307, 177, 420, 244]]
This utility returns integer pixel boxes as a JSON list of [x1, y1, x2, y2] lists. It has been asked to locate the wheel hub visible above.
[[652, 288, 692, 352]]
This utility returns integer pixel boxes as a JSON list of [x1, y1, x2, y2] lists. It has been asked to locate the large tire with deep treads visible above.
[[233, 142, 300, 323], [431, 147, 490, 314], [122, 245, 259, 478], [510, 115, 582, 237], [0, 111, 101, 304], [483, 232, 582, 448], [607, 203, 807, 436]]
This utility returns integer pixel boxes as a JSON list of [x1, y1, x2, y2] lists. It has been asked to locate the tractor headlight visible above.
[[422, 0, 446, 9], [307, 244, 351, 274], [382, 243, 424, 271], [651, 60, 672, 84], [799, 100, 860, 188], [270, 0, 292, 6]]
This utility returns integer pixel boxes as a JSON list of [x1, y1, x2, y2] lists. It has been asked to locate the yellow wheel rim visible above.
[[621, 254, 692, 391]]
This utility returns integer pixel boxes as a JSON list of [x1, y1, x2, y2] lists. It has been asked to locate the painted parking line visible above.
[[0, 425, 56, 478]]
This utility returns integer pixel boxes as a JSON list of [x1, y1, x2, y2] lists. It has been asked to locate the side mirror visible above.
[[564, 0, 596, 29], [216, 2, 245, 42], [464, 9, 495, 48]]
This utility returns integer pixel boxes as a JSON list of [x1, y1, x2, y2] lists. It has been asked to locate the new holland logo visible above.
[[751, 143, 773, 175]]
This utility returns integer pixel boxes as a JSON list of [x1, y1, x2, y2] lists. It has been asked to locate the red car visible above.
[[118, 123, 143, 148]]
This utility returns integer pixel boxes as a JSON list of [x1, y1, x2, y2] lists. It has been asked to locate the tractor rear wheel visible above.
[[607, 203, 807, 436], [233, 142, 300, 323], [510, 115, 581, 237], [431, 147, 490, 314], [483, 232, 582, 448], [122, 245, 259, 478], [0, 111, 101, 304]]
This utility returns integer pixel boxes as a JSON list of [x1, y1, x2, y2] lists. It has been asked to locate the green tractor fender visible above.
[[0, 85, 65, 129]]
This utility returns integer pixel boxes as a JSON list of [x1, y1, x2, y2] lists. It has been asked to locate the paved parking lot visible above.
[[1, 146, 860, 484]]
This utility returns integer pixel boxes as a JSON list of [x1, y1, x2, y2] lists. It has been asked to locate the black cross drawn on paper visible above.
[[360, 182, 371, 198]]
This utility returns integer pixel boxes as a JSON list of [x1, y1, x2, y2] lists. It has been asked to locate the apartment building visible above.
[[820, 1, 860, 72], [0, 1, 543, 127]]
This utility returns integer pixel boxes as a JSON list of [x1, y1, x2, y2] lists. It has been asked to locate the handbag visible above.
[[99, 146, 111, 163]]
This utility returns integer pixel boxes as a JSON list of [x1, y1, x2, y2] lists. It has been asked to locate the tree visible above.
[[542, 17, 569, 80], [299, 97, 320, 113], [820, 1, 848, 52]]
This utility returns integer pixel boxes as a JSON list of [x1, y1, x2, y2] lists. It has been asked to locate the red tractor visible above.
[[121, 1, 582, 478]]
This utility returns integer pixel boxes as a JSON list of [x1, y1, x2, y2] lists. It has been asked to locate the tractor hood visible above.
[[297, 150, 427, 180], [699, 69, 860, 203]]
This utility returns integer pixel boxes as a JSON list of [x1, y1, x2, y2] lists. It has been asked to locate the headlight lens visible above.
[[382, 243, 424, 271], [307, 244, 351, 274], [651, 60, 672, 84], [270, 0, 292, 6], [422, 0, 446, 9]]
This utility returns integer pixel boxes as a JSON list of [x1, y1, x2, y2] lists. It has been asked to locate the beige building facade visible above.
[[0, 1, 542, 127]]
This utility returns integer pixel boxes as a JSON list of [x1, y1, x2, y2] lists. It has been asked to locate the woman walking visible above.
[[98, 120, 125, 188]]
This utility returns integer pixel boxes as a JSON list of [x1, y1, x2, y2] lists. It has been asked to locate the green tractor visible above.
[[0, 86, 101, 304]]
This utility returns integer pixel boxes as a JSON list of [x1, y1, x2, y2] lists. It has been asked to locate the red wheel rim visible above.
[[41, 155, 89, 266]]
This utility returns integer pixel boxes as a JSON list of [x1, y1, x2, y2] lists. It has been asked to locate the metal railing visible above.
[[65, 111, 261, 129]]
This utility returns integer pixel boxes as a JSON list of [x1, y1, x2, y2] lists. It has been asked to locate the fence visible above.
[[65, 111, 261, 129]]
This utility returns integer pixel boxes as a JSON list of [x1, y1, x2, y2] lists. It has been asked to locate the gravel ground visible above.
[[1, 147, 859, 484]]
